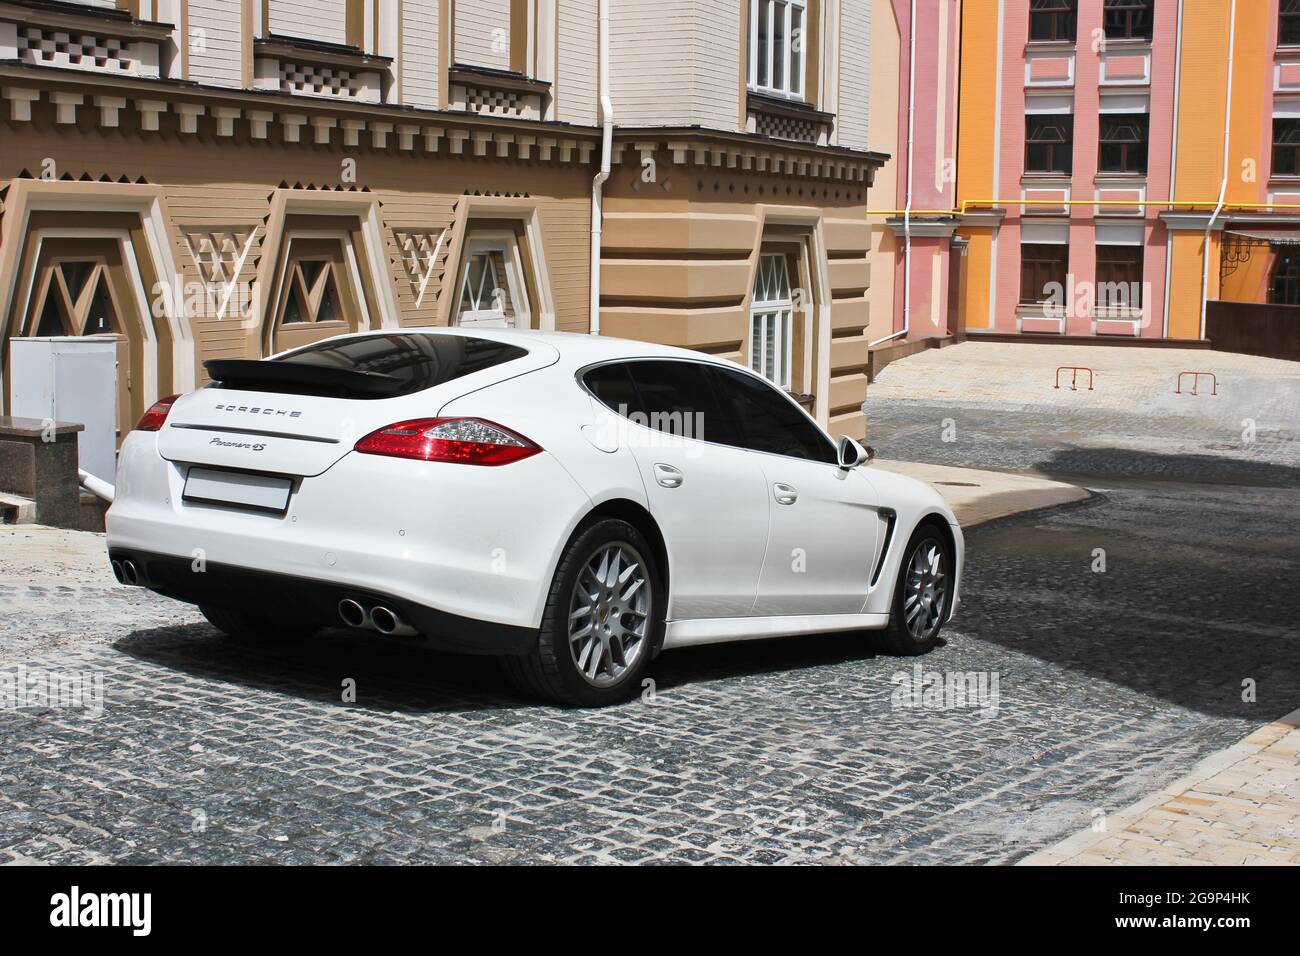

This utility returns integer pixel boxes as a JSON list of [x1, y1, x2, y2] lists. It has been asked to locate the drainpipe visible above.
[[1200, 0, 1236, 341], [870, 0, 916, 347], [589, 0, 613, 335], [79, 469, 114, 504]]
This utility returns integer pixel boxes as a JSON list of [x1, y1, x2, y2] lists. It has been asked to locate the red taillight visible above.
[[134, 394, 180, 432], [354, 418, 542, 466]]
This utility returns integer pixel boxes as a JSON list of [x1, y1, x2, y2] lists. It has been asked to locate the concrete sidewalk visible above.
[[1021, 708, 1300, 865], [873, 459, 1090, 526]]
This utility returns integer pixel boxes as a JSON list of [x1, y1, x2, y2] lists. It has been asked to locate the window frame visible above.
[[749, 251, 796, 391], [1282, 0, 1300, 47], [1029, 0, 1078, 43], [1094, 244, 1145, 314], [1019, 243, 1070, 305], [1103, 0, 1154, 42], [1270, 251, 1300, 305], [1273, 117, 1300, 178], [748, 0, 808, 101], [1025, 114, 1074, 175], [454, 232, 532, 330], [1098, 113, 1150, 175]]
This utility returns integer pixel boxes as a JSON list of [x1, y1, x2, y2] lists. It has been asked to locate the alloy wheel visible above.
[[568, 541, 652, 687], [903, 538, 947, 641]]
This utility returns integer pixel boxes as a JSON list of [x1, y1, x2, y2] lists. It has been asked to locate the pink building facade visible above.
[[982, 0, 1178, 338], [866, 0, 963, 347]]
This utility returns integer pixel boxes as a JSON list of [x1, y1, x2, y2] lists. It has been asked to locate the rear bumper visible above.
[[106, 431, 594, 636], [109, 547, 538, 655]]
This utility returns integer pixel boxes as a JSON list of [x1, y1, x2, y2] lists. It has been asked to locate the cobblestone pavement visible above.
[[2, 350, 1298, 864]]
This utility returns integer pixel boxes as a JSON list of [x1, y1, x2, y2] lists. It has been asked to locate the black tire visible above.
[[878, 521, 953, 656], [500, 517, 665, 707], [199, 605, 317, 644]]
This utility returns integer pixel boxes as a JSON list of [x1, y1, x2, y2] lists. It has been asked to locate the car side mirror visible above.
[[837, 435, 874, 470]]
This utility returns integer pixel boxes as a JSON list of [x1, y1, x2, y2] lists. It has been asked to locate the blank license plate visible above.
[[183, 467, 292, 513]]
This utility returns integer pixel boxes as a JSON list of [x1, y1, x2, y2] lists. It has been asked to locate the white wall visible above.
[[268, 0, 347, 46], [556, 0, 597, 125], [454, 0, 511, 70], [837, 0, 872, 150], [402, 0, 440, 107], [609, 0, 740, 130], [188, 0, 243, 88]]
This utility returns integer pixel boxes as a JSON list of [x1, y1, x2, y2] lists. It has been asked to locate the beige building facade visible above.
[[0, 0, 884, 450]]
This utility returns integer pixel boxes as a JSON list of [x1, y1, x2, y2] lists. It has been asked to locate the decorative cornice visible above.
[[255, 35, 393, 69], [0, 66, 600, 167], [611, 128, 884, 184], [883, 216, 960, 238], [0, 0, 174, 39], [448, 63, 551, 96], [745, 89, 834, 127]]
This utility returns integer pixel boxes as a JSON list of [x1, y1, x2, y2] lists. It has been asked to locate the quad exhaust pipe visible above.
[[112, 559, 141, 587], [337, 598, 417, 636], [337, 598, 367, 629]]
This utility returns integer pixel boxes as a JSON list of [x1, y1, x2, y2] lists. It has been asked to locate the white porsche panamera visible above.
[[106, 328, 963, 706]]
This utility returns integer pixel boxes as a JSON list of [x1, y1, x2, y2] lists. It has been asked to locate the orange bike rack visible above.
[[1175, 371, 1218, 396], [1054, 366, 1094, 391]]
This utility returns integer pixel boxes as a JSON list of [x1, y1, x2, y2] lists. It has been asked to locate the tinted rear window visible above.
[[207, 334, 528, 399]]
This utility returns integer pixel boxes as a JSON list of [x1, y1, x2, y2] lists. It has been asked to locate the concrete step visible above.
[[0, 492, 37, 525]]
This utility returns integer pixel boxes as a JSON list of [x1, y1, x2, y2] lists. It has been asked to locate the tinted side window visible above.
[[583, 363, 644, 417], [624, 360, 745, 447], [709, 366, 837, 463]]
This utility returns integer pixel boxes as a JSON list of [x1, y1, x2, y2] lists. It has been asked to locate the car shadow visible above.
[[113, 619, 904, 711], [113, 623, 528, 714], [650, 629, 900, 693]]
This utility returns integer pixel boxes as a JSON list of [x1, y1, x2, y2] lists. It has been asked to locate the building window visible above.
[[750, 252, 795, 389], [1273, 118, 1300, 176], [1095, 246, 1144, 311], [1026, 115, 1074, 174], [1020, 244, 1069, 304], [269, 234, 364, 354], [1270, 251, 1300, 304], [280, 259, 341, 326], [1282, 0, 1300, 46], [1099, 114, 1149, 174], [455, 236, 530, 329], [1030, 0, 1077, 42], [1103, 0, 1154, 41], [749, 0, 806, 99], [31, 260, 119, 338]]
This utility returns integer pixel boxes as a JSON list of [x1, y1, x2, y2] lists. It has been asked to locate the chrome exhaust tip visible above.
[[338, 598, 367, 629], [110, 560, 125, 584], [121, 560, 139, 586], [369, 605, 400, 635]]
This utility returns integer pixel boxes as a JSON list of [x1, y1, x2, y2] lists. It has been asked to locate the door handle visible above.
[[773, 482, 798, 505], [654, 463, 684, 488]]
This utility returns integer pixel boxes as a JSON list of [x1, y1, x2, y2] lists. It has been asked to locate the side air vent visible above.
[[869, 508, 897, 588]]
